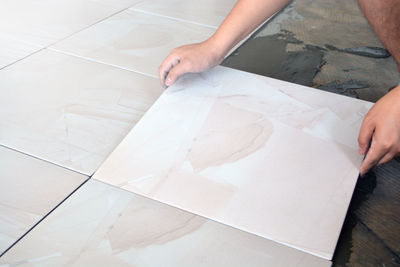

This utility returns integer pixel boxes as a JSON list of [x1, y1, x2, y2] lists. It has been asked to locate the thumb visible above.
[[165, 60, 191, 87]]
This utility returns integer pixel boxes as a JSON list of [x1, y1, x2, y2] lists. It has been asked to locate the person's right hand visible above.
[[158, 41, 224, 88]]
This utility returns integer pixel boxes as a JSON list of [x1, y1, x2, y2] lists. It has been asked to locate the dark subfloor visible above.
[[223, 0, 400, 266]]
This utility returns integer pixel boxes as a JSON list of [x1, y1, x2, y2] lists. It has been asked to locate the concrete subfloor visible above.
[[223, 0, 400, 266]]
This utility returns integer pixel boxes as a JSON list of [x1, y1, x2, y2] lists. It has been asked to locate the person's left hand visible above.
[[358, 85, 400, 175]]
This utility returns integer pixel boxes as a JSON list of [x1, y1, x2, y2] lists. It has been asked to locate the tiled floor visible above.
[[0, 146, 87, 255], [93, 66, 372, 260], [0, 180, 329, 267], [0, 0, 371, 265], [0, 49, 161, 175]]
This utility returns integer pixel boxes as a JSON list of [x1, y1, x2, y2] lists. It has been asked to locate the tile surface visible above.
[[0, 0, 141, 68], [0, 146, 87, 255], [0, 0, 140, 47], [51, 9, 215, 77], [0, 49, 162, 175], [130, 0, 236, 27], [94, 66, 373, 260], [0, 179, 330, 267]]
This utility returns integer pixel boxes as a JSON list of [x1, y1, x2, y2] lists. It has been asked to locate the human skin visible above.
[[158, 0, 400, 175], [357, 0, 400, 175]]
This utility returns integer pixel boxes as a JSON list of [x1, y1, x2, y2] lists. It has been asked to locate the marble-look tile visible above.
[[51, 9, 216, 77], [0, 37, 41, 69], [0, 0, 142, 47], [0, 180, 330, 267], [130, 0, 236, 27], [94, 66, 373, 260], [0, 146, 87, 255], [0, 49, 162, 175]]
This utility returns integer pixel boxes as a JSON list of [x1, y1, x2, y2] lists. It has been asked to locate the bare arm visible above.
[[158, 0, 291, 87], [357, 0, 400, 175]]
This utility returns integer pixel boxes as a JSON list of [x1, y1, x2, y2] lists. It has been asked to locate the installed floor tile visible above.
[[0, 0, 142, 68], [0, 0, 141, 47], [94, 66, 373, 260], [130, 0, 236, 27], [0, 146, 87, 255], [0, 49, 162, 175], [0, 37, 41, 69], [0, 179, 329, 267], [51, 9, 215, 77]]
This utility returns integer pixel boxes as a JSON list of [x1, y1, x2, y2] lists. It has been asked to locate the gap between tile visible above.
[[129, 8, 218, 29], [0, 144, 88, 177], [0, 177, 90, 258], [48, 47, 158, 79]]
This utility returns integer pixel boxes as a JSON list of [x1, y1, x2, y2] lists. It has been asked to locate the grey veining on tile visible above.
[[130, 0, 236, 27], [51, 9, 215, 77], [0, 179, 330, 267], [0, 146, 87, 255], [94, 66, 373, 259], [0, 49, 162, 175]]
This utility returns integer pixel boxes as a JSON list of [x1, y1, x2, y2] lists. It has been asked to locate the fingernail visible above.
[[165, 77, 172, 86]]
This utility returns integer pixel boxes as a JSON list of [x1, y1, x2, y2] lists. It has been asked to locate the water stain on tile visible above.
[[188, 102, 273, 172]]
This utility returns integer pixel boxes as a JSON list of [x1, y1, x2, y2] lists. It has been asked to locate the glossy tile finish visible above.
[[0, 146, 87, 255], [0, 49, 162, 175], [51, 9, 215, 77], [130, 0, 236, 27], [0, 180, 330, 267], [94, 66, 373, 260]]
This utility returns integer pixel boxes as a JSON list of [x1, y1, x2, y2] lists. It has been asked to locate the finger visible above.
[[358, 116, 375, 155], [359, 139, 386, 175], [377, 150, 396, 165], [159, 55, 180, 87], [165, 60, 191, 87]]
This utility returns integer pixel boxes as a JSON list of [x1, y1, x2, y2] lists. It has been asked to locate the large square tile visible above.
[[0, 146, 87, 255], [94, 66, 373, 259], [0, 179, 329, 266], [0, 49, 162, 175], [51, 9, 216, 77], [130, 0, 236, 27]]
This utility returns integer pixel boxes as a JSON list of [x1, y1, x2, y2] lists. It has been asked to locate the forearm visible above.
[[358, 0, 400, 71], [207, 0, 291, 60]]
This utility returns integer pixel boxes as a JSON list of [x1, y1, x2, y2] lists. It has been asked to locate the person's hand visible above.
[[358, 85, 400, 175], [158, 41, 224, 87]]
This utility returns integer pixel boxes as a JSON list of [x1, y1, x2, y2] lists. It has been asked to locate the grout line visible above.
[[48, 48, 158, 79], [129, 8, 218, 29], [0, 177, 91, 258], [0, 144, 89, 177], [0, 47, 46, 71], [48, 6, 132, 48], [0, 4, 133, 71]]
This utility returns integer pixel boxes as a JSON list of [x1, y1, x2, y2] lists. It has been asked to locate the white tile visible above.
[[0, 179, 330, 266], [0, 49, 162, 175], [51, 9, 216, 77], [94, 66, 373, 260], [130, 0, 236, 27], [0, 146, 87, 255], [0, 0, 142, 47], [0, 37, 41, 69], [0, 0, 142, 67]]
